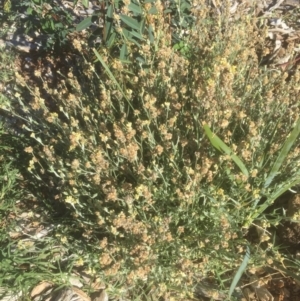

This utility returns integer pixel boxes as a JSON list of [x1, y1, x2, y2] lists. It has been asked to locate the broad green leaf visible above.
[[81, 0, 89, 8], [128, 2, 143, 14], [120, 15, 140, 31], [128, 29, 145, 41], [264, 117, 300, 188], [50, 19, 55, 30], [127, 35, 142, 47], [181, 1, 191, 10], [136, 56, 146, 64], [76, 17, 92, 31], [140, 18, 146, 34], [149, 6, 158, 14], [229, 246, 250, 298], [148, 25, 155, 44], [203, 124, 249, 177], [163, 8, 172, 14], [26, 7, 33, 15], [122, 28, 130, 39], [120, 44, 128, 61]]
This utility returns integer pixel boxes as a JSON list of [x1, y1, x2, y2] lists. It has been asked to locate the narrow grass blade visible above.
[[247, 175, 300, 225], [93, 48, 133, 110], [229, 246, 250, 298], [107, 32, 116, 48], [203, 124, 249, 177], [264, 117, 300, 189], [104, 4, 113, 42]]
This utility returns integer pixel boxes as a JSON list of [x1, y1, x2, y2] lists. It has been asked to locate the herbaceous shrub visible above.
[[4, 0, 300, 298]]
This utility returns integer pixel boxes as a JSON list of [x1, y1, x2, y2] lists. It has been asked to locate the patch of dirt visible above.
[[242, 192, 300, 300], [195, 267, 300, 301], [267, 276, 300, 301], [277, 193, 300, 253], [247, 269, 300, 301], [252, 191, 300, 255]]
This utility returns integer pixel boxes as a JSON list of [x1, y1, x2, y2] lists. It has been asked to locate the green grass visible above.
[[1, 1, 300, 300]]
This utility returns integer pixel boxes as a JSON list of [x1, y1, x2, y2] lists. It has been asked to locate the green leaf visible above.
[[107, 32, 116, 48], [123, 27, 143, 46], [32, 260, 57, 270], [76, 17, 92, 31], [120, 15, 140, 31], [122, 28, 130, 39], [148, 25, 155, 43], [149, 6, 158, 14], [203, 124, 249, 177], [229, 246, 250, 298], [180, 1, 191, 11], [120, 43, 128, 62], [50, 19, 55, 30], [246, 175, 300, 226], [136, 56, 146, 64], [127, 36, 142, 47], [128, 2, 143, 14], [140, 18, 146, 34], [104, 4, 113, 42], [264, 117, 300, 188], [128, 29, 145, 41], [163, 8, 172, 14], [81, 0, 89, 8], [26, 7, 33, 15]]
